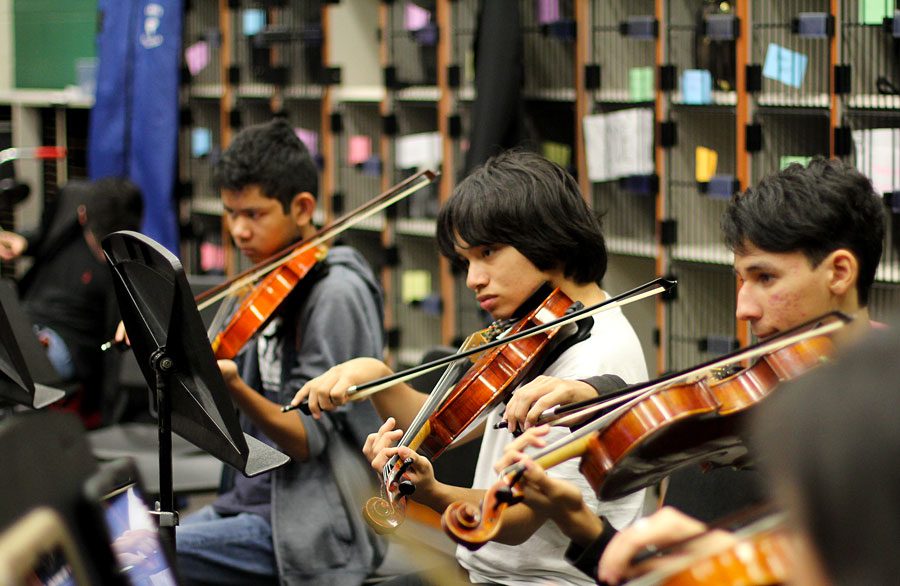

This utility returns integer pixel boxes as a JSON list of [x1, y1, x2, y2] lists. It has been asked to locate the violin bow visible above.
[[195, 169, 438, 311], [283, 277, 676, 413]]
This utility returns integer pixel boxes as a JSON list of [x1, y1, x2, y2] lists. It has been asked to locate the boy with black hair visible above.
[[722, 155, 883, 345], [175, 119, 386, 586], [292, 149, 649, 585], [0, 177, 143, 427]]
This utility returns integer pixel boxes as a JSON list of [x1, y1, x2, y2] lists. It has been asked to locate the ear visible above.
[[289, 192, 316, 228], [825, 249, 858, 298]]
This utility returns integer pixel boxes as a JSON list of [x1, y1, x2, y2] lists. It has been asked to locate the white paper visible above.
[[395, 132, 443, 170], [583, 108, 654, 182], [583, 114, 608, 181], [852, 128, 900, 195]]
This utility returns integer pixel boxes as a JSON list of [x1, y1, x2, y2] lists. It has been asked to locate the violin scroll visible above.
[[442, 476, 523, 551], [362, 458, 416, 534], [362, 496, 406, 535]]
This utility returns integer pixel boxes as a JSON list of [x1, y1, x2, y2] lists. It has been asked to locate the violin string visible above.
[[384, 337, 488, 487]]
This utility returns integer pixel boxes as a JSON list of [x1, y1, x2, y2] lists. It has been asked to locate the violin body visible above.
[[419, 289, 577, 459], [579, 380, 737, 500], [211, 245, 326, 359], [584, 336, 835, 501], [662, 531, 791, 586], [627, 524, 792, 586]]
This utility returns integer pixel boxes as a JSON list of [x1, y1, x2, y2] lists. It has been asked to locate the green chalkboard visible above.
[[14, 0, 98, 89]]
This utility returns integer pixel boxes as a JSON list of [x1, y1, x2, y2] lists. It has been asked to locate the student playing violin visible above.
[[494, 156, 886, 585], [292, 149, 649, 585], [175, 119, 387, 586]]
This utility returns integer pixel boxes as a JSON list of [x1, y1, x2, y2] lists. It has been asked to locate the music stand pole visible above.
[[149, 348, 178, 545]]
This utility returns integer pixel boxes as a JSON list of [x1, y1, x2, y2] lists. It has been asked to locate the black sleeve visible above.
[[565, 516, 618, 583], [580, 374, 628, 398]]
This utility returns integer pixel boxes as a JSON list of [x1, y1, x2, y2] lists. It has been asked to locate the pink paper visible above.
[[294, 128, 318, 158], [185, 41, 210, 76], [199, 242, 225, 272], [348, 135, 373, 165], [536, 0, 560, 25], [404, 2, 431, 31]]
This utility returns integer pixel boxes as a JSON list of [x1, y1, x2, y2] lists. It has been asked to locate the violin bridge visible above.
[[460, 330, 490, 363]]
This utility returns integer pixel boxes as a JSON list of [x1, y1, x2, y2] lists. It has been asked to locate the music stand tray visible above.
[[102, 231, 289, 541]]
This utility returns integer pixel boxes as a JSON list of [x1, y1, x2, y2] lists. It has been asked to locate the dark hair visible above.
[[212, 118, 318, 212], [753, 328, 900, 585], [437, 149, 608, 285], [85, 177, 143, 238], [722, 156, 884, 306]]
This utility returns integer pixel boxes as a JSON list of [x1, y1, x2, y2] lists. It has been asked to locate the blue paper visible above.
[[545, 19, 577, 41], [707, 174, 737, 199], [191, 127, 212, 158], [762, 43, 808, 89], [242, 9, 266, 36], [419, 294, 443, 316], [413, 23, 438, 46], [360, 155, 383, 176], [681, 69, 712, 105]]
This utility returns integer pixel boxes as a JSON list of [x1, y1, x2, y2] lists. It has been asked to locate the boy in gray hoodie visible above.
[[176, 119, 385, 586]]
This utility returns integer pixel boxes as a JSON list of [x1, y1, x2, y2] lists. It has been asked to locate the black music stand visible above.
[[0, 279, 66, 409], [101, 231, 290, 544]]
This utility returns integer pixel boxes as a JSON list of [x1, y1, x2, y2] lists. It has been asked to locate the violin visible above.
[[585, 334, 835, 501], [209, 244, 326, 359], [364, 285, 586, 534], [103, 170, 437, 357], [442, 314, 847, 549], [624, 514, 792, 586], [360, 278, 675, 535]]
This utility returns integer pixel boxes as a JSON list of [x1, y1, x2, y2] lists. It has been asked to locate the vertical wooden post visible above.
[[654, 0, 669, 376], [321, 4, 335, 223], [829, 0, 841, 158], [735, 0, 751, 349], [574, 0, 590, 203], [379, 3, 397, 366], [437, 0, 456, 345], [219, 0, 237, 275]]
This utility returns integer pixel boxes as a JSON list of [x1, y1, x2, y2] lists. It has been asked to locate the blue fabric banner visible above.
[[89, 0, 182, 254]]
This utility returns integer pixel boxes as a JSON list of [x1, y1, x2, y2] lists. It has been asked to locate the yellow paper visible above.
[[402, 270, 431, 304], [542, 141, 571, 168], [695, 146, 718, 182], [465, 48, 476, 84]]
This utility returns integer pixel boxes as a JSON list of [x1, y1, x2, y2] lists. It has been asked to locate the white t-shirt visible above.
[[457, 304, 649, 586]]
